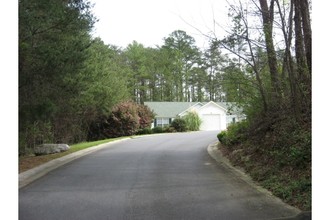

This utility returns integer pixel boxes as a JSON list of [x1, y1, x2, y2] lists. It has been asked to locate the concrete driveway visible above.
[[19, 131, 299, 220]]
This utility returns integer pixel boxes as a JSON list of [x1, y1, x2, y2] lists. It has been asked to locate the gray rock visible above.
[[34, 144, 70, 156]]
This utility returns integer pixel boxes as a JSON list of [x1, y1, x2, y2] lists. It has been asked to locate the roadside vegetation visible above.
[[19, 137, 126, 173], [19, 108, 203, 173], [217, 118, 311, 211], [213, 0, 311, 211]]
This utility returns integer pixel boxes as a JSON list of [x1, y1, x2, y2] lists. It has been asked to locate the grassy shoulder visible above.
[[217, 120, 311, 211], [19, 137, 127, 173]]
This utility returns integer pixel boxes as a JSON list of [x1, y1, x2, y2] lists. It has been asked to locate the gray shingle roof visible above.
[[144, 101, 243, 117], [144, 102, 201, 118]]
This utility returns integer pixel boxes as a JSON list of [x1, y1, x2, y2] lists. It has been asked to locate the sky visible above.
[[90, 0, 230, 49]]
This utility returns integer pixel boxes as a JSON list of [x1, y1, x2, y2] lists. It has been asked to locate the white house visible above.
[[144, 101, 245, 131]]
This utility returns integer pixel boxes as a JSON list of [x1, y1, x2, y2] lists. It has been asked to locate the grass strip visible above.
[[19, 137, 127, 173]]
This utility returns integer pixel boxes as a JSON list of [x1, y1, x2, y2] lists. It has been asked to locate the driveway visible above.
[[19, 131, 299, 220]]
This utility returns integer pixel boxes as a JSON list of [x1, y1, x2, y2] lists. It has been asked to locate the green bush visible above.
[[152, 126, 164, 133], [183, 111, 202, 131], [226, 121, 248, 145], [217, 120, 248, 146], [217, 131, 227, 144], [171, 118, 187, 132], [272, 123, 311, 168], [163, 126, 176, 133], [136, 127, 153, 135]]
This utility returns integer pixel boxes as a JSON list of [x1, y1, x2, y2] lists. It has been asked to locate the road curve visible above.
[[19, 131, 299, 220]]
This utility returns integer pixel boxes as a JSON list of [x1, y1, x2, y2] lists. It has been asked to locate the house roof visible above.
[[199, 101, 228, 112], [144, 102, 201, 118], [177, 102, 204, 116], [144, 101, 239, 118]]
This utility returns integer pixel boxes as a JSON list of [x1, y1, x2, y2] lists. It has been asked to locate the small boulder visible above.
[[34, 144, 70, 156]]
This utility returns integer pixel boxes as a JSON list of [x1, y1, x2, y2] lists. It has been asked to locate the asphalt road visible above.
[[19, 131, 299, 220]]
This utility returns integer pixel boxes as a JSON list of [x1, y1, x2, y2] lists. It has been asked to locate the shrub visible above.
[[269, 119, 311, 168], [163, 126, 176, 133], [225, 121, 248, 145], [136, 127, 153, 135], [88, 101, 156, 140], [105, 101, 140, 137], [217, 131, 227, 144], [152, 126, 164, 133], [217, 120, 248, 146], [137, 104, 155, 129], [183, 111, 202, 131], [88, 101, 139, 139], [171, 118, 187, 132]]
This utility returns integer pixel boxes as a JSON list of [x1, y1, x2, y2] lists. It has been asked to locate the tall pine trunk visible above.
[[259, 0, 282, 106], [293, 0, 311, 119]]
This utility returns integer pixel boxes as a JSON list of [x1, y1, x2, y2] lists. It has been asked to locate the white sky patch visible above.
[[90, 0, 229, 48]]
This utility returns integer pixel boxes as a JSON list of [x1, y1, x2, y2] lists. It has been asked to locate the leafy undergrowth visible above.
[[217, 118, 311, 211], [19, 137, 126, 173]]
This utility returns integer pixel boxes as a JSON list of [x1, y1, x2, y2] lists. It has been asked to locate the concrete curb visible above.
[[19, 133, 178, 189], [207, 141, 275, 197], [207, 141, 307, 219], [19, 138, 131, 189]]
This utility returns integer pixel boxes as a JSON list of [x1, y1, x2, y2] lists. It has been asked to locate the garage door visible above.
[[200, 114, 221, 131]]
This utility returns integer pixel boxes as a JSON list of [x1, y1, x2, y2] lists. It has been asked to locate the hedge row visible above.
[[88, 101, 154, 140]]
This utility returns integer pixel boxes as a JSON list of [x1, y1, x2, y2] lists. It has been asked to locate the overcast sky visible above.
[[90, 0, 230, 49]]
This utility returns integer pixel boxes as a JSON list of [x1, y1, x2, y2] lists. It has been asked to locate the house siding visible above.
[[197, 102, 227, 131], [145, 101, 245, 131]]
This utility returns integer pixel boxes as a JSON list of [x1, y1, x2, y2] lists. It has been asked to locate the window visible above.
[[156, 118, 170, 128]]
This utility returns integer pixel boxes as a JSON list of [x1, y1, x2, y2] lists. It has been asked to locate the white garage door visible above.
[[200, 114, 221, 131]]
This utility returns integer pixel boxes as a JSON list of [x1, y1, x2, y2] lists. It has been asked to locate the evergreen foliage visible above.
[[19, 0, 98, 153], [171, 118, 187, 132]]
